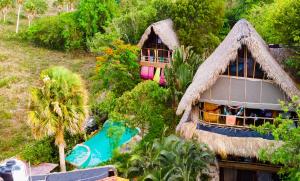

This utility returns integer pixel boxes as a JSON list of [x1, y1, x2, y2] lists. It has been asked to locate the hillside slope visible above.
[[0, 25, 95, 160]]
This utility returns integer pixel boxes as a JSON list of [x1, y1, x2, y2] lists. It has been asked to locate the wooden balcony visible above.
[[200, 109, 276, 129], [140, 48, 172, 68]]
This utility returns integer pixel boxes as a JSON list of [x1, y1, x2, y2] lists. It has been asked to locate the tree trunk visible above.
[[27, 14, 33, 27], [3, 9, 8, 23], [16, 4, 22, 33], [58, 143, 66, 172]]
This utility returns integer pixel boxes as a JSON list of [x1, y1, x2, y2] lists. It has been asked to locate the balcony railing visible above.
[[140, 48, 172, 68], [200, 110, 276, 128]]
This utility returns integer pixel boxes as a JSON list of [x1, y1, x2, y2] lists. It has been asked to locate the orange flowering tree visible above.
[[95, 40, 140, 96]]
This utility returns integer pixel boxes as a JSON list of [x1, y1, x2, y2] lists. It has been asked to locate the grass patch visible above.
[[0, 110, 13, 120], [0, 54, 7, 62], [0, 15, 96, 161], [0, 76, 19, 88]]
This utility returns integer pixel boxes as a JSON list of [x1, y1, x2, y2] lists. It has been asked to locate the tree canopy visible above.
[[255, 97, 300, 180]]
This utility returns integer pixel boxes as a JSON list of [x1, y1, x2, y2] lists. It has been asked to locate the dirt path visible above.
[[0, 25, 96, 160]]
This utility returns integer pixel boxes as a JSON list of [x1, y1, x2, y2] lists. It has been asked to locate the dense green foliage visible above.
[[25, 0, 117, 50], [20, 133, 84, 165], [165, 46, 203, 106], [26, 12, 84, 50], [113, 0, 225, 55], [110, 81, 175, 142], [20, 137, 58, 165], [0, 0, 13, 22], [170, 0, 225, 55], [113, 0, 157, 44], [93, 40, 140, 97], [23, 0, 48, 25], [222, 0, 273, 30], [255, 97, 300, 180], [246, 0, 300, 80], [77, 0, 117, 39], [113, 135, 215, 180]]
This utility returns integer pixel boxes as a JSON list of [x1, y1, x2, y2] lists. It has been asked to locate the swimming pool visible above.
[[66, 121, 138, 168]]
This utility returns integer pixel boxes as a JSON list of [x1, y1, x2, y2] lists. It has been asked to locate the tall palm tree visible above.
[[28, 66, 88, 172], [165, 46, 203, 107]]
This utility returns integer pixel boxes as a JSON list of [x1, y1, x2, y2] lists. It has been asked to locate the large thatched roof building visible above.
[[176, 19, 299, 181]]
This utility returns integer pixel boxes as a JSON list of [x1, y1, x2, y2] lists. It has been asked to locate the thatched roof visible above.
[[178, 122, 280, 159], [269, 47, 294, 64], [176, 19, 300, 115], [137, 19, 179, 50]]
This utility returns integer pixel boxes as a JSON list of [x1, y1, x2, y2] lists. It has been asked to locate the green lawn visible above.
[[0, 17, 96, 160]]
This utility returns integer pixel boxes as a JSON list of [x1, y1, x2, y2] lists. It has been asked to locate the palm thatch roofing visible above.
[[176, 19, 300, 116], [137, 19, 179, 50], [178, 121, 281, 159]]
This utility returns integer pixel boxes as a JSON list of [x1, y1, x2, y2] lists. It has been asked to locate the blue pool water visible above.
[[66, 121, 138, 168]]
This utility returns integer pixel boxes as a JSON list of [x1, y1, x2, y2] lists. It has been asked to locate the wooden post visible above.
[[243, 47, 247, 126], [191, 106, 200, 123], [236, 52, 238, 77], [147, 49, 150, 62]]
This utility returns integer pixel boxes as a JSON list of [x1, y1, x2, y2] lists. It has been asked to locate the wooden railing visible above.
[[200, 110, 275, 128], [140, 48, 172, 68]]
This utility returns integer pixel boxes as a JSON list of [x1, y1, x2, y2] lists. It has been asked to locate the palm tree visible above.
[[28, 66, 88, 172], [165, 46, 203, 107], [125, 135, 215, 181]]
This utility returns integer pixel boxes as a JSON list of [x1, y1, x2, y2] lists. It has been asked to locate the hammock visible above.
[[159, 69, 166, 86], [140, 66, 154, 80], [153, 67, 161, 83]]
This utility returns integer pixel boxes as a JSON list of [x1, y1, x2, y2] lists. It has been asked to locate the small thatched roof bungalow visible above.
[[176, 19, 299, 180], [138, 19, 179, 85], [138, 18, 179, 51]]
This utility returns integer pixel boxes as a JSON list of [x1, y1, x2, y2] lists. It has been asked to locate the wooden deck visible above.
[[139, 61, 170, 68]]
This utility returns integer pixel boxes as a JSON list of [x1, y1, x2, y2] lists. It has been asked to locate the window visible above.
[[224, 46, 266, 79]]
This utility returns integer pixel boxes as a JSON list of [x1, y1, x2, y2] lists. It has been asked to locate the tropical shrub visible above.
[[94, 40, 140, 97], [284, 53, 300, 81], [26, 12, 84, 51], [0, 0, 13, 23], [87, 29, 120, 53], [77, 0, 118, 39], [246, 0, 300, 80], [20, 133, 84, 166], [28, 66, 88, 171], [114, 135, 215, 180], [255, 97, 300, 180], [91, 91, 117, 123], [165, 46, 203, 106], [23, 0, 48, 26], [169, 0, 225, 55], [109, 81, 175, 142], [20, 137, 58, 165], [113, 0, 157, 44]]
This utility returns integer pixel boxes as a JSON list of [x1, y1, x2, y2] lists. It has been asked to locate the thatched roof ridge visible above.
[[178, 122, 280, 158], [137, 19, 179, 50], [176, 19, 300, 115]]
